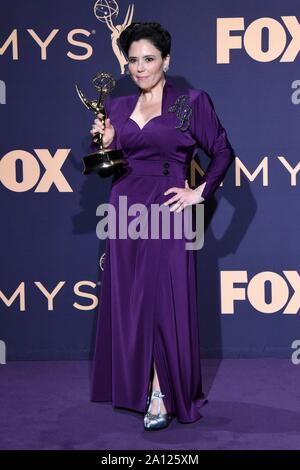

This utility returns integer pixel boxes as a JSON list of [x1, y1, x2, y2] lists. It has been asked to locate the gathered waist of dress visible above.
[[126, 159, 187, 179]]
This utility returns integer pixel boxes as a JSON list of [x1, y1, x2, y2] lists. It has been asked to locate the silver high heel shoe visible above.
[[144, 390, 172, 431]]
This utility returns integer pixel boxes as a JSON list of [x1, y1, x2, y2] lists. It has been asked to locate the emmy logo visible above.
[[0, 340, 6, 365], [93, 0, 134, 74]]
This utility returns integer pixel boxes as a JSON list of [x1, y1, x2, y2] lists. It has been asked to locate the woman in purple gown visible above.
[[90, 22, 235, 430]]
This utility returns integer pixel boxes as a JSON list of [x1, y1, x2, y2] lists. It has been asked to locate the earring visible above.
[[163, 66, 169, 73], [125, 63, 130, 75]]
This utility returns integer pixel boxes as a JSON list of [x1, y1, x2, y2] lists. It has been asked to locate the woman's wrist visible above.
[[193, 189, 205, 203], [103, 136, 114, 149], [193, 182, 206, 201]]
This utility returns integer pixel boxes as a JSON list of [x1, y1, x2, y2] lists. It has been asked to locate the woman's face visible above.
[[127, 38, 170, 91]]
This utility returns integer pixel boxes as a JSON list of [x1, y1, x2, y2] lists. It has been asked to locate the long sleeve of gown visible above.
[[191, 90, 235, 202]]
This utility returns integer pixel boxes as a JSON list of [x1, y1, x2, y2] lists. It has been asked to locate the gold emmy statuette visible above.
[[75, 71, 127, 176]]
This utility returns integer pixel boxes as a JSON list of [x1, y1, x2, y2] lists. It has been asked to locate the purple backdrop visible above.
[[0, 0, 299, 359]]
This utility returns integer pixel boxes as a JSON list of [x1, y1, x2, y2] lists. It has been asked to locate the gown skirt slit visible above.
[[91, 161, 208, 424]]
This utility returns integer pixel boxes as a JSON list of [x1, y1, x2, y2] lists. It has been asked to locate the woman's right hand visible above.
[[90, 112, 115, 148]]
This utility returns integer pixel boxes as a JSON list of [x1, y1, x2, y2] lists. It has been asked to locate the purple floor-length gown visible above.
[[90, 78, 235, 423]]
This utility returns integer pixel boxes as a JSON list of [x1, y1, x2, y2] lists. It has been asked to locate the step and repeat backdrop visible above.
[[0, 0, 299, 360]]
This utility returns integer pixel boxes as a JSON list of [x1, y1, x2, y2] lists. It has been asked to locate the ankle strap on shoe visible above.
[[151, 390, 165, 399], [150, 390, 165, 415]]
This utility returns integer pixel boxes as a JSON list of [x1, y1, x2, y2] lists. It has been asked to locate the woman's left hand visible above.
[[163, 180, 206, 213]]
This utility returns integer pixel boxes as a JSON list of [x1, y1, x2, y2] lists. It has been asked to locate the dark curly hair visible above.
[[119, 22, 171, 59]]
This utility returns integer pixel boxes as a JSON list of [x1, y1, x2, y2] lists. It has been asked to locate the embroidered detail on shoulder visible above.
[[168, 95, 192, 131]]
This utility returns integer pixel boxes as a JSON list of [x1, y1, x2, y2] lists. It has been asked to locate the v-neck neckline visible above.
[[128, 78, 172, 131], [129, 115, 161, 131]]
